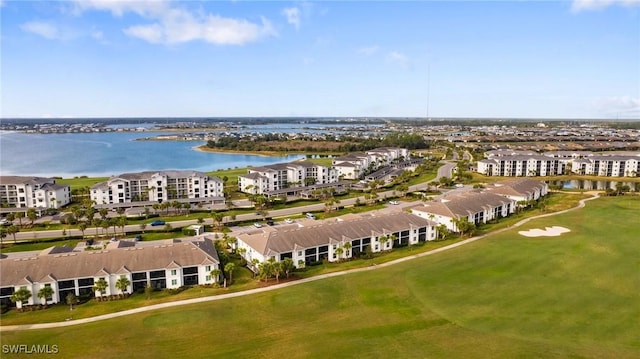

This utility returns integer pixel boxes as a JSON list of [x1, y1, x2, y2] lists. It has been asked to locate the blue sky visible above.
[[1, 0, 639, 119]]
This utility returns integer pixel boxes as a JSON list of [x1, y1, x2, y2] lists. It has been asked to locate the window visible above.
[[205, 266, 211, 272], [170, 269, 177, 276], [206, 275, 212, 281], [171, 279, 177, 286]]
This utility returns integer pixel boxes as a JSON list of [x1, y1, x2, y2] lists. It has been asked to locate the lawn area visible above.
[[2, 196, 638, 358]]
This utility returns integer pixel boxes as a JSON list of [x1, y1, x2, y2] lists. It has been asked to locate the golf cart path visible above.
[[0, 192, 600, 332]]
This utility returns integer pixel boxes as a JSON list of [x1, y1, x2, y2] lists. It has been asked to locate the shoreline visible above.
[[191, 144, 310, 158]]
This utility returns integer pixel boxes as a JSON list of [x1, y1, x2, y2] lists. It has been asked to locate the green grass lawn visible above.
[[2, 196, 638, 358]]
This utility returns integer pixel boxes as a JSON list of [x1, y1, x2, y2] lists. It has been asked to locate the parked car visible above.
[[389, 201, 399, 205], [254, 222, 263, 228], [150, 220, 166, 226], [305, 212, 316, 220], [266, 219, 275, 226], [284, 218, 294, 224]]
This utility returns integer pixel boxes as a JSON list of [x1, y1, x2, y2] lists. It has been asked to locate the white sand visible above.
[[518, 226, 571, 237]]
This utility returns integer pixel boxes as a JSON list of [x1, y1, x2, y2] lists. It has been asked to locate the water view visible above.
[[0, 131, 303, 178], [547, 180, 639, 191]]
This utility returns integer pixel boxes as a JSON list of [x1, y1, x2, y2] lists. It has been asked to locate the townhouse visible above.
[[484, 178, 549, 203], [0, 176, 70, 209], [91, 170, 224, 205], [0, 237, 221, 308], [477, 155, 568, 177], [411, 191, 516, 232], [238, 161, 338, 195], [236, 211, 437, 269], [411, 179, 549, 232]]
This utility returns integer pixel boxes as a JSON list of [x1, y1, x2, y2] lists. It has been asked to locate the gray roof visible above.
[[0, 176, 55, 186], [238, 212, 435, 256], [413, 191, 514, 219], [485, 178, 547, 197], [0, 238, 219, 287]]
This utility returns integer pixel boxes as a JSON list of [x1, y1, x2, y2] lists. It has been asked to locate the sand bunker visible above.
[[518, 226, 571, 237]]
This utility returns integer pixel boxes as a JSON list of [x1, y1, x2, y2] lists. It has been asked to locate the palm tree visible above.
[[78, 221, 88, 239], [224, 263, 236, 285], [0, 227, 6, 246], [210, 268, 222, 284], [334, 247, 344, 262], [378, 235, 389, 251], [281, 258, 295, 278], [37, 286, 55, 308], [66, 293, 78, 311], [139, 223, 147, 233], [99, 208, 109, 220], [93, 278, 108, 301], [14, 211, 25, 227], [115, 276, 131, 298], [6, 225, 19, 243], [343, 242, 352, 259], [211, 211, 224, 231], [26, 208, 37, 227], [11, 288, 32, 310]]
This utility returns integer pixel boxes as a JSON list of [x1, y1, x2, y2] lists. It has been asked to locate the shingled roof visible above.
[[0, 238, 219, 287], [237, 212, 435, 256]]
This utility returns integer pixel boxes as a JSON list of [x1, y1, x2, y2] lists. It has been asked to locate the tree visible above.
[[453, 217, 476, 237], [436, 224, 449, 240], [115, 276, 131, 298], [66, 293, 78, 311], [281, 258, 295, 278], [164, 223, 173, 233], [78, 221, 88, 239], [11, 287, 32, 310], [14, 211, 25, 227], [257, 261, 273, 281], [224, 263, 236, 285], [271, 259, 283, 283], [0, 227, 6, 245], [343, 242, 352, 259], [211, 211, 224, 231], [99, 208, 109, 220], [210, 268, 222, 284], [37, 286, 55, 307], [139, 223, 147, 233], [334, 247, 344, 261], [93, 278, 108, 301], [378, 235, 389, 251]]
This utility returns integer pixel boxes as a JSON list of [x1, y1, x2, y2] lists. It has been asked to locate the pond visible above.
[[546, 180, 639, 191]]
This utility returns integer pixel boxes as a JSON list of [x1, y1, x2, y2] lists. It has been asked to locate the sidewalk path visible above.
[[0, 192, 600, 332]]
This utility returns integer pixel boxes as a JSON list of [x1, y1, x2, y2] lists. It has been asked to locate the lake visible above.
[[547, 180, 639, 191], [0, 131, 303, 178]]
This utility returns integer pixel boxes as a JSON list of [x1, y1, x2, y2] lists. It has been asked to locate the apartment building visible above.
[[333, 147, 410, 180], [0, 176, 70, 209], [91, 170, 224, 204], [0, 238, 221, 308], [238, 161, 338, 195], [235, 211, 437, 269]]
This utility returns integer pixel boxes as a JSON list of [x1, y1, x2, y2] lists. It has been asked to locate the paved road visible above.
[[0, 192, 601, 332], [437, 161, 457, 179]]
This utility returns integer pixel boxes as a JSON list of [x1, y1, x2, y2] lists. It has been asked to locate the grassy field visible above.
[[2, 196, 638, 358]]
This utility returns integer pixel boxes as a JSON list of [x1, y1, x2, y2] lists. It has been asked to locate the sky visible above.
[[1, 0, 639, 119]]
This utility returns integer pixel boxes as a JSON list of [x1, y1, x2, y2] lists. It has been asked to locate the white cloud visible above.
[[358, 45, 380, 56], [282, 7, 301, 29], [20, 21, 70, 40], [594, 96, 640, 117], [71, 0, 276, 45], [571, 0, 640, 12], [70, 0, 169, 17], [386, 51, 410, 68]]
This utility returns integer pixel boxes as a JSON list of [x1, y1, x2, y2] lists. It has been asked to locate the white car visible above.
[[284, 218, 294, 224], [253, 222, 263, 228], [389, 201, 399, 205]]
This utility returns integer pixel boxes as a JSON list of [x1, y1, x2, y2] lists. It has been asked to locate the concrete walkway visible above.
[[0, 192, 600, 332]]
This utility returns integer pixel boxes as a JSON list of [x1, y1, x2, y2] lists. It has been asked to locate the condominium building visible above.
[[91, 170, 224, 205], [0, 237, 221, 308], [478, 151, 640, 178], [238, 161, 338, 195], [236, 211, 437, 269], [333, 147, 410, 180], [0, 176, 70, 209]]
